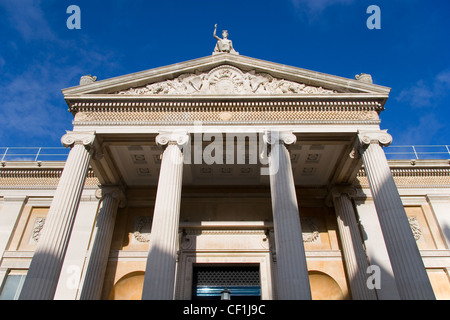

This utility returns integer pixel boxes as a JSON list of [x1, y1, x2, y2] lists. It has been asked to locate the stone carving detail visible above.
[[61, 131, 96, 148], [133, 216, 152, 243], [408, 216, 422, 241], [301, 217, 320, 243], [355, 73, 373, 84], [358, 130, 393, 147], [117, 65, 336, 96], [80, 75, 97, 86], [213, 24, 238, 55], [156, 132, 190, 147], [31, 218, 46, 243]]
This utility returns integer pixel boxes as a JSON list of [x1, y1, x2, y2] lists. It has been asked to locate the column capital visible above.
[[156, 131, 190, 148], [330, 185, 357, 200], [358, 130, 393, 148], [95, 186, 127, 208], [61, 131, 96, 149], [263, 131, 297, 146]]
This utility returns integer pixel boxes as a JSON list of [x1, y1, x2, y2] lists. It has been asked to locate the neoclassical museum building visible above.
[[0, 38, 449, 300]]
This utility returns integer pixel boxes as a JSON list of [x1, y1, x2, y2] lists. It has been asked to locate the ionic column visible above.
[[264, 131, 311, 300], [19, 131, 96, 300], [142, 132, 189, 300], [79, 186, 126, 300], [331, 185, 377, 300], [358, 130, 435, 300]]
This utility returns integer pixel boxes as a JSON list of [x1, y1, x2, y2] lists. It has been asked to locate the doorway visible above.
[[192, 265, 261, 300]]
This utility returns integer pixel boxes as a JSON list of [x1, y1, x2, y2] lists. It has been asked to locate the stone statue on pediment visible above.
[[213, 24, 239, 55]]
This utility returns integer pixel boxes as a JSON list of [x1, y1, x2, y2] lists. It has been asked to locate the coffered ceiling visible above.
[[98, 133, 358, 189]]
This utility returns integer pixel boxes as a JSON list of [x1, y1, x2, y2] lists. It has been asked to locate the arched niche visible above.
[[109, 271, 145, 300], [308, 271, 346, 300]]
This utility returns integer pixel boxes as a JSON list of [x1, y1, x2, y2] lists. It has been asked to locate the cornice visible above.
[[62, 54, 391, 97]]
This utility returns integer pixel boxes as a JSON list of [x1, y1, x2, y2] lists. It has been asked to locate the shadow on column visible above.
[[19, 250, 62, 300]]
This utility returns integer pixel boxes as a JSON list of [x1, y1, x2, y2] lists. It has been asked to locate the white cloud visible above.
[[397, 69, 450, 108], [0, 1, 122, 145]]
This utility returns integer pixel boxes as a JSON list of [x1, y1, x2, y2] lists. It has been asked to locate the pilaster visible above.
[[79, 186, 126, 300], [0, 196, 27, 266], [331, 185, 377, 300]]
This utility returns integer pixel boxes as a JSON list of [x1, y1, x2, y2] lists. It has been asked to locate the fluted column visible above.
[[19, 131, 96, 300], [142, 132, 189, 300], [265, 131, 311, 300], [331, 185, 377, 300], [79, 186, 126, 300], [358, 130, 435, 300]]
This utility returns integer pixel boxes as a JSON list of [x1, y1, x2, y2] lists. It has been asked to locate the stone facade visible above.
[[0, 54, 449, 300]]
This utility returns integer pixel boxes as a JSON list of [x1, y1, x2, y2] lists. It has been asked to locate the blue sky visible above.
[[0, 0, 449, 150]]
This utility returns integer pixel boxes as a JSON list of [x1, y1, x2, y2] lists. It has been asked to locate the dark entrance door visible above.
[[192, 265, 261, 300]]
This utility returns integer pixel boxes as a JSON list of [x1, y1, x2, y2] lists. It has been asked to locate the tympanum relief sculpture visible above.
[[117, 65, 336, 96]]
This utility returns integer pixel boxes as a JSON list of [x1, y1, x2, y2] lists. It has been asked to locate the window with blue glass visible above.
[[0, 270, 27, 300]]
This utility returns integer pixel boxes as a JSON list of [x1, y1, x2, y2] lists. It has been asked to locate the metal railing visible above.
[[0, 147, 70, 162], [384, 145, 450, 160], [1, 145, 449, 162]]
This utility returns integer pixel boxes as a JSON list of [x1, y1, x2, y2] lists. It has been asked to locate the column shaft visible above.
[[332, 187, 377, 300], [359, 131, 435, 300], [19, 132, 95, 300], [267, 132, 311, 300], [79, 187, 125, 300], [142, 133, 187, 300]]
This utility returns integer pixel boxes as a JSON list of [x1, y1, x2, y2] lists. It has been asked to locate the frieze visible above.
[[0, 169, 99, 189], [73, 109, 380, 126], [356, 167, 450, 188]]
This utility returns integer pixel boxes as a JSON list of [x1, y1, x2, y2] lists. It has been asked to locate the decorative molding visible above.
[[95, 186, 127, 208], [61, 131, 96, 149], [31, 218, 46, 243], [358, 130, 393, 148], [116, 65, 337, 96], [0, 168, 99, 189], [356, 167, 450, 188], [156, 132, 190, 147], [80, 75, 97, 86], [73, 109, 380, 126], [300, 217, 320, 243], [133, 216, 152, 243], [408, 216, 422, 241], [263, 131, 297, 146], [355, 73, 373, 84]]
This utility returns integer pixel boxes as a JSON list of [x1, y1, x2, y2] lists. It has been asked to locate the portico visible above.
[[13, 53, 438, 300]]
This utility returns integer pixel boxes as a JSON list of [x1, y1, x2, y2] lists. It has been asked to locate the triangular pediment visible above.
[[62, 54, 391, 98]]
